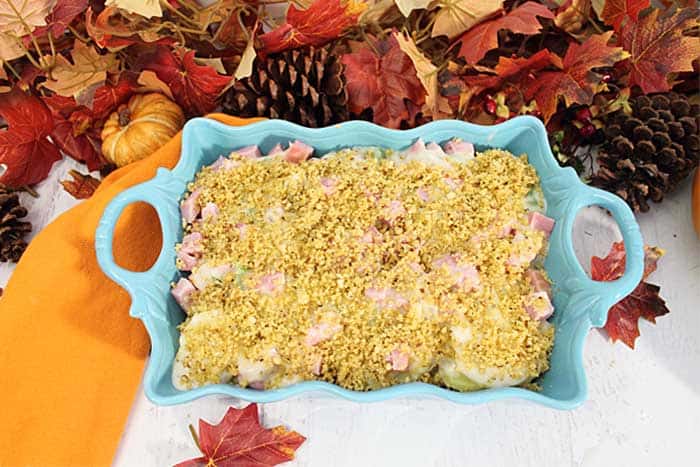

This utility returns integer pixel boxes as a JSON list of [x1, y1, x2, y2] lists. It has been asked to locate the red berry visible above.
[[484, 95, 497, 114], [579, 124, 595, 138], [575, 107, 592, 122]]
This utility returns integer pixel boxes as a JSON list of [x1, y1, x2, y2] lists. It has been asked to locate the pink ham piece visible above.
[[305, 322, 343, 346], [310, 355, 323, 375], [406, 138, 426, 154], [416, 187, 430, 202], [201, 202, 219, 220], [283, 140, 314, 163], [266, 143, 283, 156], [443, 177, 462, 191], [180, 189, 201, 224], [528, 212, 555, 237], [525, 291, 554, 321], [444, 139, 475, 158], [387, 348, 410, 371], [506, 250, 538, 269], [426, 141, 446, 156], [256, 272, 285, 295], [171, 278, 196, 309], [360, 225, 383, 244], [432, 254, 480, 291], [190, 263, 232, 290], [320, 177, 339, 196], [177, 232, 203, 271], [210, 156, 239, 171], [236, 222, 248, 239], [385, 200, 406, 222], [249, 381, 265, 390], [365, 287, 409, 309], [233, 145, 261, 159], [527, 269, 551, 295]]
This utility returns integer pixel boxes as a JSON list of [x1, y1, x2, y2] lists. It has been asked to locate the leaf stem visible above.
[[68, 25, 90, 43], [188, 424, 202, 453]]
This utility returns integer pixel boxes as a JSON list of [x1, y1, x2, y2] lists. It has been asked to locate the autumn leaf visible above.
[[0, 0, 56, 60], [141, 46, 232, 116], [342, 33, 426, 128], [464, 49, 555, 91], [258, 0, 366, 54], [600, 0, 649, 32], [60, 169, 100, 199], [105, 0, 162, 18], [174, 405, 306, 467], [431, 0, 503, 39], [525, 32, 628, 122], [24, 0, 88, 44], [85, 6, 175, 51], [618, 8, 699, 94], [41, 40, 118, 104], [0, 88, 62, 187], [456, 2, 554, 65], [91, 73, 137, 120], [394, 31, 451, 119], [592, 241, 669, 348], [136, 70, 174, 99], [395, 0, 431, 17]]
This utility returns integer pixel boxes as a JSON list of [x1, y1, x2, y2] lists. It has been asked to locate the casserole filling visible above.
[[171, 139, 555, 391]]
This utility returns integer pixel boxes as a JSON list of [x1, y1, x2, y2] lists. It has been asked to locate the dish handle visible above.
[[95, 168, 186, 320], [569, 187, 645, 327]]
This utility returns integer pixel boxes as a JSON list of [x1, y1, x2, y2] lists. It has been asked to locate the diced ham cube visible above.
[[387, 348, 410, 371], [177, 232, 203, 271], [528, 212, 555, 237], [180, 189, 201, 224], [385, 200, 406, 222], [190, 263, 232, 290], [201, 202, 219, 220], [305, 322, 342, 346], [527, 269, 551, 295], [320, 177, 339, 196], [407, 138, 426, 154], [256, 272, 285, 295], [365, 287, 409, 309], [310, 354, 323, 375], [264, 205, 284, 223], [171, 278, 196, 309], [444, 140, 475, 159], [283, 140, 314, 163], [525, 291, 554, 320], [233, 145, 261, 159], [426, 141, 446, 156], [236, 222, 248, 239], [360, 225, 383, 244], [210, 156, 239, 171], [506, 250, 538, 269], [443, 177, 462, 191], [416, 187, 430, 202]]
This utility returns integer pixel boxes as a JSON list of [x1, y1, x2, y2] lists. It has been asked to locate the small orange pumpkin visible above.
[[101, 93, 185, 167]]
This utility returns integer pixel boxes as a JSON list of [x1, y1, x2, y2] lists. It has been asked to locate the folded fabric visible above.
[[0, 115, 262, 467]]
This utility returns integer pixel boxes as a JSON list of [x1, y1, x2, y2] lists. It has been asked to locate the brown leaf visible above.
[[524, 31, 628, 122], [600, 0, 649, 32], [136, 70, 174, 99], [618, 8, 700, 94], [456, 2, 554, 65], [431, 0, 504, 39], [41, 40, 118, 103], [60, 169, 100, 199]]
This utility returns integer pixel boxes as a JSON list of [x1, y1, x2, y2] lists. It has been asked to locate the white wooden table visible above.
[[2, 158, 698, 467]]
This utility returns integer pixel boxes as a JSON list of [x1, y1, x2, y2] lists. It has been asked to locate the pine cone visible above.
[[592, 92, 700, 212], [221, 46, 348, 127], [0, 187, 32, 263]]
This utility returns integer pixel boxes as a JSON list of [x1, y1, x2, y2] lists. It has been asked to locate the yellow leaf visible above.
[[394, 31, 451, 119], [394, 0, 431, 17], [0, 35, 23, 61], [234, 35, 256, 80], [41, 40, 118, 102], [136, 70, 174, 99], [0, 0, 55, 36], [105, 0, 162, 18], [431, 0, 503, 39]]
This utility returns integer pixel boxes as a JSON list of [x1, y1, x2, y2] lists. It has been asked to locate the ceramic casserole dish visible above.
[[95, 117, 644, 409]]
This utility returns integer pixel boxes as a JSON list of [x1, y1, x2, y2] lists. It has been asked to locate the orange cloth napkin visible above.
[[0, 115, 262, 467]]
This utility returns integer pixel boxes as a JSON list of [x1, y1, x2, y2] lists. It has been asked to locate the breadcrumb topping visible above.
[[174, 146, 554, 391]]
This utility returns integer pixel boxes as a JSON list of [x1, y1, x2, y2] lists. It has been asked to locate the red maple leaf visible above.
[[600, 0, 649, 32], [85, 6, 176, 50], [91, 73, 138, 120], [524, 32, 628, 122], [259, 0, 365, 54], [175, 404, 306, 467], [60, 169, 100, 199], [591, 241, 669, 348], [342, 34, 426, 129], [141, 47, 232, 117], [456, 2, 554, 65], [24, 0, 89, 45], [0, 89, 62, 187], [618, 8, 699, 94], [463, 49, 555, 93]]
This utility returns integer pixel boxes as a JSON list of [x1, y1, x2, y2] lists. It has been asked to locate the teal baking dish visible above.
[[95, 117, 644, 409]]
